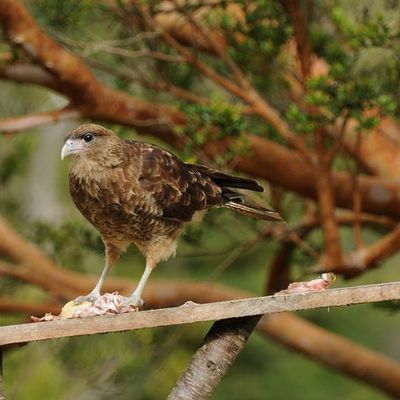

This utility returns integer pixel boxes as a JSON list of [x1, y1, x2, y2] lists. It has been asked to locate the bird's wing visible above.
[[137, 144, 222, 222]]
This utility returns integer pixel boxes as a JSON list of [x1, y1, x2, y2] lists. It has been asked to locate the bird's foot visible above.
[[123, 294, 144, 309], [74, 293, 100, 305]]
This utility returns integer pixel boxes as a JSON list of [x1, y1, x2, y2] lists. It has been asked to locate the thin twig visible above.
[[352, 130, 364, 249]]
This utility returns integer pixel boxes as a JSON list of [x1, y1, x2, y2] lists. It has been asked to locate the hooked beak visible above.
[[61, 139, 84, 160]]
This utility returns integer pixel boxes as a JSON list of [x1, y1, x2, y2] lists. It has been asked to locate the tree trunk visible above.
[[168, 316, 260, 400]]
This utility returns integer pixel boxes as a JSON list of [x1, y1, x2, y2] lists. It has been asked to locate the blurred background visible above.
[[0, 0, 400, 399]]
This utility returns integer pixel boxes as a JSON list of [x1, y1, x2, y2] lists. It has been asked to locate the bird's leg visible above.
[[124, 258, 155, 308], [74, 262, 111, 304], [74, 243, 121, 304]]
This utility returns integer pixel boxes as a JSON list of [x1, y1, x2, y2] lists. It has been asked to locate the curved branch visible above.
[[0, 106, 80, 134], [0, 0, 185, 139], [0, 63, 60, 90]]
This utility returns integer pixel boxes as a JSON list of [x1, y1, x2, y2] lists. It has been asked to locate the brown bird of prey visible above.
[[61, 124, 282, 307]]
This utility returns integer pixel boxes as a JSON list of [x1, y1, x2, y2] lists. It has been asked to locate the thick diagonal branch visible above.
[[168, 316, 260, 400]]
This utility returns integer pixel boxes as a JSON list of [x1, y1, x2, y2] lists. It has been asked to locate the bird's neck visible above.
[[69, 153, 122, 186], [70, 157, 100, 182]]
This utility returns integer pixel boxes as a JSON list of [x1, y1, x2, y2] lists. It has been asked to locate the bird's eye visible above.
[[83, 133, 94, 143]]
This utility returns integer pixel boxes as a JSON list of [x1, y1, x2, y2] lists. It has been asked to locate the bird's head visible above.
[[61, 124, 121, 162]]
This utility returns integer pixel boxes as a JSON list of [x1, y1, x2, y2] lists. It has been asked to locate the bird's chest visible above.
[[69, 172, 166, 241]]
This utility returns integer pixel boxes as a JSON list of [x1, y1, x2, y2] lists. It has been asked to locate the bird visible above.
[[61, 123, 283, 308]]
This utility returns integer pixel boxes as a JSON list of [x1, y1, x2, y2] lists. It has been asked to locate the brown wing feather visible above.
[[134, 143, 223, 222]]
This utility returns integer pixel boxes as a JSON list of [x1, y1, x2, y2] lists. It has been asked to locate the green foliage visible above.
[[28, 221, 103, 266], [331, 5, 394, 48], [177, 97, 249, 165], [285, 104, 316, 134], [160, 60, 198, 90], [182, 98, 246, 139], [0, 136, 33, 185], [31, 0, 98, 34], [286, 55, 396, 134], [205, 1, 291, 92]]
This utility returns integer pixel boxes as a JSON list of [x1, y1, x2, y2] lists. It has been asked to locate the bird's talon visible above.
[[73, 294, 99, 305], [123, 296, 144, 309]]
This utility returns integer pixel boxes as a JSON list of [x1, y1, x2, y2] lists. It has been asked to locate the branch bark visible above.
[[342, 225, 400, 277], [167, 316, 261, 400], [316, 163, 343, 269], [279, 0, 312, 79], [0, 107, 80, 133], [1, 282, 400, 346]]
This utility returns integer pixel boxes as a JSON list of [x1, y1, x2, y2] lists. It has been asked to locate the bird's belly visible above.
[[75, 195, 179, 242], [91, 207, 181, 263]]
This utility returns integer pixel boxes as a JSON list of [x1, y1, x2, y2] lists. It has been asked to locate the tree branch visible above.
[[316, 163, 343, 269], [279, 0, 312, 79], [0, 63, 59, 90], [167, 316, 262, 400], [342, 225, 400, 277], [1, 282, 400, 347], [0, 106, 80, 134], [260, 311, 400, 399]]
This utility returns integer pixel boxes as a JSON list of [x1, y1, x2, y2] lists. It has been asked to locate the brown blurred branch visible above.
[[235, 135, 400, 220], [0, 63, 60, 90], [260, 312, 400, 399], [315, 163, 343, 269], [153, 1, 229, 54], [0, 106, 80, 134], [0, 0, 185, 141], [265, 242, 296, 295], [279, 0, 312, 79], [312, 122, 343, 269], [340, 225, 400, 277], [0, 298, 60, 316]]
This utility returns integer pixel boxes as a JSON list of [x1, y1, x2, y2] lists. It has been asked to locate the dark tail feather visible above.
[[191, 164, 263, 192], [224, 201, 284, 222], [190, 163, 283, 221]]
